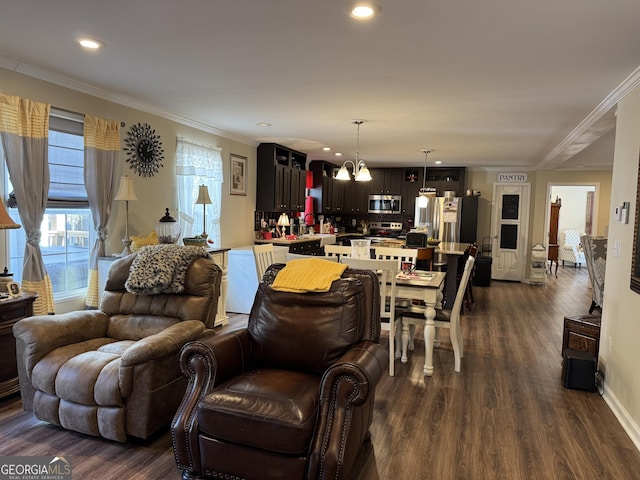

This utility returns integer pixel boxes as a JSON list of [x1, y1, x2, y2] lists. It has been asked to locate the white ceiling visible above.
[[1, 0, 639, 170]]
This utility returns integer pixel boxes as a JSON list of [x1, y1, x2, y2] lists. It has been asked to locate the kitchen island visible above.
[[254, 234, 336, 255]]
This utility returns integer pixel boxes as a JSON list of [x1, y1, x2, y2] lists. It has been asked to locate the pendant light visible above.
[[417, 149, 433, 208], [335, 120, 372, 182]]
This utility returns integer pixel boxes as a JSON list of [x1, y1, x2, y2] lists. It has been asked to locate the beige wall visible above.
[[466, 168, 612, 275], [600, 85, 640, 446], [0, 68, 258, 254]]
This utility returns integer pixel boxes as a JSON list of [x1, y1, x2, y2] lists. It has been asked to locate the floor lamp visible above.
[[114, 176, 138, 256], [195, 185, 212, 239], [0, 200, 20, 292]]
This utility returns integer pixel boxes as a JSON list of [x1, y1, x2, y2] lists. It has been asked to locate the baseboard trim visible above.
[[603, 384, 640, 452]]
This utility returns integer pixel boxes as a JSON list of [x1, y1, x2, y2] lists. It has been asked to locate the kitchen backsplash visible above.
[[254, 210, 415, 233]]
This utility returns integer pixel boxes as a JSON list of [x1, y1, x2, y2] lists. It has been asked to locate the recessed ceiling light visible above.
[[350, 3, 381, 19], [77, 38, 105, 50], [434, 160, 442, 165], [322, 147, 331, 151], [257, 122, 272, 127], [335, 152, 343, 157]]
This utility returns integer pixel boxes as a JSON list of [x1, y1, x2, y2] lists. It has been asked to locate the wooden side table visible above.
[[561, 314, 601, 381], [0, 293, 37, 398]]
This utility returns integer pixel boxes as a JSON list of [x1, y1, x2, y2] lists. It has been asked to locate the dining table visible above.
[[395, 270, 447, 376]]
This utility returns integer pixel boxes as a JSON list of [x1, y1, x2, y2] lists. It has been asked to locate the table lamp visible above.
[[0, 199, 21, 292], [114, 176, 138, 256], [277, 213, 290, 237], [195, 185, 212, 239]]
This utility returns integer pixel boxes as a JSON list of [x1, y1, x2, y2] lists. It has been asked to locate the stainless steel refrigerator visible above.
[[414, 196, 478, 244]]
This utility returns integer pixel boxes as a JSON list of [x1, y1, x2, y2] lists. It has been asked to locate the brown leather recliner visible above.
[[13, 251, 221, 442], [172, 264, 387, 480]]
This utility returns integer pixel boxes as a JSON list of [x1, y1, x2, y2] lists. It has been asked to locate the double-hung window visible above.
[[7, 109, 93, 297]]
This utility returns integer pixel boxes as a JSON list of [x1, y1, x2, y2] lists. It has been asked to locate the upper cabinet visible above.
[[401, 168, 424, 215], [256, 143, 307, 212], [423, 167, 466, 197], [309, 161, 342, 213], [307, 162, 466, 215], [369, 169, 403, 195]]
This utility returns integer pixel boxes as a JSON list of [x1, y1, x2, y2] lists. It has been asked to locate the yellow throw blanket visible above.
[[271, 258, 347, 293]]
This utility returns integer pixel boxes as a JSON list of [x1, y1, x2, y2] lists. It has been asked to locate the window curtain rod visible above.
[[176, 136, 222, 152]]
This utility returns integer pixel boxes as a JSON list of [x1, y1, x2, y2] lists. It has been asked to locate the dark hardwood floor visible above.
[[2, 266, 639, 479]]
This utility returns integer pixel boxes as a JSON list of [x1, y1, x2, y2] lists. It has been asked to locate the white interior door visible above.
[[491, 183, 531, 281]]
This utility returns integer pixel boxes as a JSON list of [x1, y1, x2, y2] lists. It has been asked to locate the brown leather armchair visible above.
[[172, 264, 387, 480], [13, 250, 221, 442]]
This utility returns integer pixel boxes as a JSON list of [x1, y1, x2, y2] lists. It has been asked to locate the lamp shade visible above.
[[0, 201, 20, 229], [335, 165, 351, 180], [354, 164, 372, 182], [195, 185, 212, 205], [277, 213, 290, 227], [114, 176, 138, 202]]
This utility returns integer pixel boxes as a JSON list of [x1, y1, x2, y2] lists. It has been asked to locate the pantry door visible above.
[[491, 183, 531, 281]]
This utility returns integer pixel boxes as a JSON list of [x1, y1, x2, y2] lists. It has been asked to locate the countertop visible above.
[[436, 242, 470, 255], [255, 234, 337, 247]]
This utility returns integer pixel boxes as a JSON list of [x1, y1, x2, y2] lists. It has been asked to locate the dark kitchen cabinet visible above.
[[424, 167, 466, 197], [310, 160, 343, 214], [370, 169, 403, 195], [332, 178, 345, 213], [343, 180, 369, 214], [257, 143, 307, 212], [289, 238, 322, 255], [401, 168, 423, 215], [289, 168, 306, 211]]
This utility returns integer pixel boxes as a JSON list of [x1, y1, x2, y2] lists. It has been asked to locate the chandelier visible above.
[[335, 120, 372, 182]]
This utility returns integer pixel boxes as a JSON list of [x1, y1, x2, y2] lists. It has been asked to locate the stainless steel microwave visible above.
[[368, 194, 402, 214]]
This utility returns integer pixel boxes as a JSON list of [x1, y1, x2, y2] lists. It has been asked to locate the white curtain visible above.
[[175, 138, 223, 247]]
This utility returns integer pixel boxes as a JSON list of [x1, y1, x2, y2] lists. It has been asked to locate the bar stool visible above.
[[416, 246, 435, 271]]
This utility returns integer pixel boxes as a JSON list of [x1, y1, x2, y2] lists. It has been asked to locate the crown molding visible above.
[[0, 57, 256, 146], [539, 64, 640, 169]]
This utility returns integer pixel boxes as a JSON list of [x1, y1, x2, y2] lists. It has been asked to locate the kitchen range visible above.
[[364, 221, 404, 244]]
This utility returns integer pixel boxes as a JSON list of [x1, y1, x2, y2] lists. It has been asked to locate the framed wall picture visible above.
[[230, 154, 247, 196]]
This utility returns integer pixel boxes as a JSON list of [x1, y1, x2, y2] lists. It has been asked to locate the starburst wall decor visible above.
[[123, 122, 165, 177]]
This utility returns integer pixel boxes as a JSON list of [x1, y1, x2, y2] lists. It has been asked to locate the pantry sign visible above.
[[497, 173, 527, 183]]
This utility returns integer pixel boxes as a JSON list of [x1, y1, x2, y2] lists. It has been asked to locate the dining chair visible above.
[[416, 246, 435, 271], [324, 244, 353, 261], [459, 244, 478, 312], [252, 243, 275, 281], [374, 246, 418, 269], [398, 254, 476, 373], [340, 257, 401, 376], [374, 246, 418, 308]]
